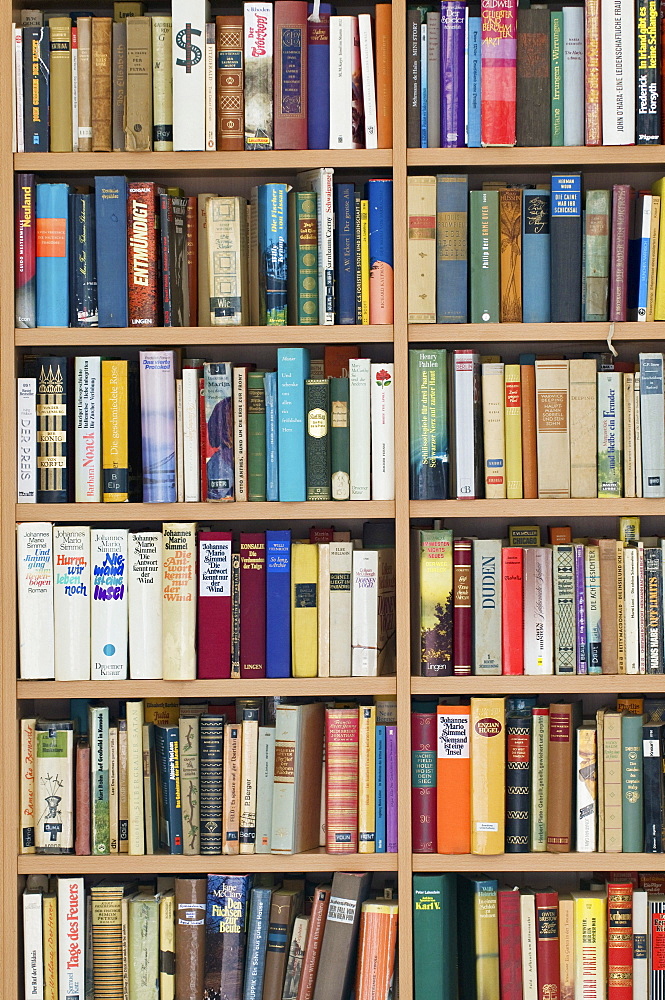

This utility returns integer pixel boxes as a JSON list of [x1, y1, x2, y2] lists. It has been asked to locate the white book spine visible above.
[[90, 528, 128, 680], [244, 2, 274, 150], [23, 892, 44, 1000], [74, 356, 101, 502], [15, 27, 24, 152], [17, 377, 36, 502], [53, 525, 91, 680], [370, 362, 395, 500], [576, 728, 597, 851], [11, 23, 15, 152], [358, 14, 377, 149], [523, 547, 554, 674], [17, 522, 54, 679], [329, 541, 353, 676], [205, 21, 216, 150], [623, 372, 636, 496], [633, 889, 648, 1000], [349, 358, 371, 499], [472, 538, 502, 674], [519, 893, 538, 1000], [255, 726, 275, 853], [624, 547, 639, 673], [329, 16, 353, 148], [454, 352, 481, 498], [562, 6, 584, 145], [639, 353, 665, 497], [481, 361, 506, 499], [351, 549, 379, 676], [175, 378, 185, 503], [57, 877, 85, 999], [637, 543, 646, 674], [298, 168, 335, 323], [182, 368, 200, 502], [171, 0, 210, 150], [234, 366, 247, 501], [162, 522, 197, 680], [601, 0, 635, 144], [71, 25, 79, 152], [634, 373, 643, 497], [128, 531, 163, 679], [318, 543, 330, 676]]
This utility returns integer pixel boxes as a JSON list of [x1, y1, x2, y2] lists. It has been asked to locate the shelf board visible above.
[[412, 853, 662, 872], [16, 325, 393, 347], [407, 146, 665, 168], [18, 677, 397, 699], [16, 500, 395, 522], [14, 150, 393, 172], [409, 322, 665, 342], [17, 850, 398, 875], [410, 499, 665, 517], [412, 675, 657, 695]]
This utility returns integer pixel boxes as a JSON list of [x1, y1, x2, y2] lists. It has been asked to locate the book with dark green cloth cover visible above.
[[409, 348, 449, 500], [330, 376, 350, 500], [622, 712, 645, 852], [470, 190, 500, 323], [287, 189, 319, 325], [305, 379, 331, 501], [247, 370, 267, 501], [413, 874, 458, 1000]]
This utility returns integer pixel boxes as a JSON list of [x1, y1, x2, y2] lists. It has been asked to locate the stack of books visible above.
[[407, 174, 665, 325], [24, 871, 397, 1000], [412, 693, 665, 855], [16, 172, 394, 328], [408, 0, 658, 148], [410, 349, 665, 501], [20, 698, 399, 856], [14, 1, 393, 152], [17, 521, 396, 680]]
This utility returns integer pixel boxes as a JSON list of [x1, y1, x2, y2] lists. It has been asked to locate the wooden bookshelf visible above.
[[410, 499, 665, 517], [412, 675, 665, 695], [18, 851, 399, 875], [18, 677, 398, 699], [15, 149, 393, 171], [16, 324, 393, 346], [409, 321, 665, 342], [16, 500, 395, 522], [412, 853, 665, 872], [408, 145, 665, 167]]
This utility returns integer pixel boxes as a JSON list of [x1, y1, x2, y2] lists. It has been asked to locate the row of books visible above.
[[409, 350, 665, 501], [18, 350, 395, 505], [16, 172, 394, 329], [22, 699, 399, 857], [413, 695, 665, 856], [17, 521, 396, 681], [24, 871, 397, 1000], [407, 174, 665, 325], [14, 3, 393, 153], [413, 520, 665, 677], [413, 873, 661, 1000], [408, 0, 660, 149]]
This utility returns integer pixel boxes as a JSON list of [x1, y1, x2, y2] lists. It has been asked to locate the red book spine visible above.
[[411, 712, 437, 853], [127, 180, 159, 326], [502, 547, 524, 674], [325, 707, 359, 853], [239, 532, 266, 677], [480, 0, 517, 146], [199, 376, 208, 501], [309, 526, 334, 542], [497, 888, 523, 1000], [584, 0, 602, 145], [75, 740, 91, 856], [453, 538, 472, 676], [274, 1, 308, 150], [197, 531, 233, 679], [186, 196, 198, 326], [536, 890, 561, 1000], [609, 185, 633, 322], [607, 882, 633, 1000]]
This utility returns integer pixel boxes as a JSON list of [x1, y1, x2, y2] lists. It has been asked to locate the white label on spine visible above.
[[437, 714, 470, 758], [53, 526, 91, 680], [476, 822, 499, 832], [17, 377, 36, 501], [91, 528, 128, 679], [199, 538, 231, 597], [644, 739, 660, 756], [23, 893, 43, 999], [17, 522, 55, 679], [327, 896, 357, 923]]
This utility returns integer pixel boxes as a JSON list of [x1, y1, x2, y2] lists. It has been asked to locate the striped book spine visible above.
[[325, 707, 359, 853], [90, 884, 125, 999]]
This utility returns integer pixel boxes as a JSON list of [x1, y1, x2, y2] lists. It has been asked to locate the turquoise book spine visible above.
[[277, 347, 310, 501]]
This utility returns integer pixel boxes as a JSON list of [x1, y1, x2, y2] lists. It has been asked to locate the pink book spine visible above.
[[481, 0, 517, 146]]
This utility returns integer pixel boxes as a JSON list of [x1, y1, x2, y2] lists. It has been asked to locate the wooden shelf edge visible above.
[[409, 322, 665, 342], [412, 675, 659, 694], [407, 145, 665, 167], [16, 325, 394, 346], [410, 499, 665, 517], [16, 500, 395, 522], [18, 677, 397, 699], [17, 851, 398, 874], [15, 149, 393, 171], [412, 853, 663, 872]]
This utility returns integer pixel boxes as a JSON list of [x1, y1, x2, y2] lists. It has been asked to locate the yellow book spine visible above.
[[49, 18, 73, 152], [647, 195, 661, 322], [159, 891, 175, 1000], [126, 700, 145, 855], [475, 882, 500, 1000], [572, 894, 606, 998], [101, 359, 128, 502], [470, 696, 506, 854], [143, 698, 179, 725], [109, 725, 119, 853], [239, 718, 258, 855], [358, 706, 376, 853], [360, 199, 370, 324], [291, 542, 318, 677], [504, 363, 523, 499], [652, 177, 665, 319], [317, 542, 330, 676], [118, 720, 129, 853], [42, 894, 58, 1000]]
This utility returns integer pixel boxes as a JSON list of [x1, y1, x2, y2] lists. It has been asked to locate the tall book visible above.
[[204, 874, 252, 1000], [53, 526, 90, 681], [171, 0, 210, 149], [90, 528, 127, 680], [409, 349, 448, 499], [312, 872, 373, 1000], [480, 0, 517, 145], [550, 174, 582, 322], [458, 876, 500, 999], [325, 707, 359, 854], [546, 701, 583, 852], [244, 1, 273, 149], [216, 16, 244, 150], [198, 530, 232, 679], [162, 522, 197, 680], [470, 696, 505, 854]]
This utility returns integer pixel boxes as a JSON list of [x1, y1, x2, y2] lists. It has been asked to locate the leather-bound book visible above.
[[175, 877, 206, 1000], [274, 1, 308, 149], [516, 8, 550, 146], [546, 701, 583, 852], [216, 16, 244, 150], [91, 17, 113, 151]]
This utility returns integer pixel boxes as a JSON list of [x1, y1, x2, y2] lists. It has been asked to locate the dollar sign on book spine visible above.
[[175, 22, 202, 73]]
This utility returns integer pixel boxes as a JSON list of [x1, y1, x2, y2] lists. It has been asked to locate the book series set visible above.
[[15, 2, 392, 152]]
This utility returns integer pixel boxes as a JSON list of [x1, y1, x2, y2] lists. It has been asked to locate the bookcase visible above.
[[5, 1, 665, 999]]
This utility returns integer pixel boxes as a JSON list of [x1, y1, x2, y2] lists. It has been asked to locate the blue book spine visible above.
[[334, 183, 356, 324], [307, 3, 334, 149], [436, 174, 468, 323], [266, 530, 292, 678], [629, 197, 652, 319], [522, 189, 551, 323], [420, 23, 428, 147], [257, 184, 289, 325], [243, 886, 273, 1000], [367, 178, 394, 324], [264, 372, 279, 501], [375, 724, 386, 853], [95, 175, 128, 327], [467, 17, 482, 147], [203, 362, 234, 502], [277, 347, 310, 501], [36, 183, 69, 327], [206, 875, 253, 997], [139, 350, 177, 502], [154, 725, 183, 854]]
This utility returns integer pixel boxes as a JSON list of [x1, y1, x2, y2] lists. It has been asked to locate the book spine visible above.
[[325, 708, 359, 853], [162, 522, 197, 680], [329, 377, 350, 500], [497, 889, 522, 1000], [90, 528, 128, 680], [359, 13, 377, 148], [108, 726, 118, 852], [94, 175, 128, 327], [306, 7, 331, 149], [370, 362, 395, 500], [23, 26, 49, 152], [622, 713, 644, 852], [553, 544, 575, 674], [20, 718, 36, 853], [127, 531, 162, 679], [407, 12, 420, 147], [305, 379, 331, 500], [139, 350, 176, 502], [531, 707, 549, 851], [58, 878, 84, 998], [349, 358, 371, 500], [74, 357, 101, 501], [277, 348, 309, 501], [601, 0, 635, 144], [178, 714, 200, 855], [576, 725, 597, 851], [473, 538, 502, 674], [216, 16, 244, 150], [255, 727, 275, 853], [516, 8, 550, 147], [203, 361, 234, 500], [265, 530, 291, 678], [367, 178, 394, 323], [274, 1, 307, 149], [470, 189, 500, 322], [239, 532, 266, 677], [470, 696, 505, 854], [523, 547, 554, 674], [480, 0, 517, 145], [291, 541, 318, 678], [584, 0, 601, 144], [205, 22, 216, 150], [411, 711, 436, 853], [562, 7, 584, 145], [197, 531, 232, 679], [407, 176, 436, 323], [89, 705, 110, 855], [634, 891, 648, 996], [17, 522, 55, 679], [171, 0, 207, 150], [639, 352, 665, 496], [288, 190, 318, 325], [233, 367, 247, 501], [15, 173, 36, 328], [207, 196, 248, 326], [505, 713, 531, 852], [111, 21, 125, 150], [243, 887, 272, 1000], [101, 359, 129, 502], [35, 721, 74, 852], [352, 549, 379, 676], [152, 16, 173, 150], [53, 525, 90, 681], [36, 184, 69, 327], [239, 715, 257, 854], [126, 701, 145, 855], [334, 183, 356, 324], [23, 892, 44, 999], [257, 183, 288, 324], [546, 703, 577, 852], [199, 715, 224, 854], [264, 372, 278, 500], [68, 193, 97, 327], [574, 543, 588, 674], [584, 188, 610, 320], [124, 15, 152, 150], [222, 723, 240, 853], [440, 2, 465, 147], [481, 362, 506, 498], [15, 27, 24, 154], [535, 891, 560, 1000], [637, 0, 660, 142], [244, 2, 273, 149], [127, 181, 159, 326]]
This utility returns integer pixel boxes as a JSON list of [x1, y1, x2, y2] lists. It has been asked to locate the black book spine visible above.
[[550, 175, 582, 322], [23, 354, 68, 502], [636, 0, 661, 144], [642, 723, 664, 851], [516, 8, 551, 147], [645, 547, 663, 673], [172, 197, 189, 327], [69, 193, 98, 327], [407, 11, 420, 147], [23, 26, 50, 152], [199, 715, 225, 854], [505, 713, 532, 852], [159, 194, 174, 327]]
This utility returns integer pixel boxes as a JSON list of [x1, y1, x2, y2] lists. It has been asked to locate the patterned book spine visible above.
[[499, 189, 522, 321], [89, 705, 110, 855], [535, 891, 560, 1000], [20, 718, 37, 853], [68, 193, 97, 327], [206, 196, 248, 326], [257, 183, 288, 325], [584, 0, 601, 144], [606, 882, 633, 999], [127, 181, 159, 325], [505, 712, 531, 852], [15, 173, 36, 328], [325, 708, 359, 853], [409, 349, 448, 499], [35, 720, 74, 852], [274, 1, 307, 149], [216, 16, 244, 150], [199, 714, 224, 854], [573, 543, 588, 674], [244, 2, 273, 149], [367, 178, 394, 324], [90, 528, 128, 680], [204, 875, 252, 1000], [411, 712, 436, 852], [440, 2, 465, 147], [553, 544, 575, 674]]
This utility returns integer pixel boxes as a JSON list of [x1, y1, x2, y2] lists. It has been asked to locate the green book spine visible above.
[[247, 371, 267, 501], [584, 189, 610, 321], [413, 875, 458, 1000], [89, 705, 110, 856], [128, 893, 159, 1000], [288, 189, 318, 325], [550, 11, 563, 146], [621, 712, 644, 852], [305, 379, 331, 501], [329, 376, 350, 500], [597, 371, 623, 497], [469, 190, 500, 323]]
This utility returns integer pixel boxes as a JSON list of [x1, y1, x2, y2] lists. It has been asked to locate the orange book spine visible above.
[[325, 708, 359, 854], [520, 363, 538, 498], [499, 189, 522, 322], [375, 5, 393, 149], [296, 885, 331, 1000], [354, 899, 399, 1000], [436, 705, 471, 853]]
